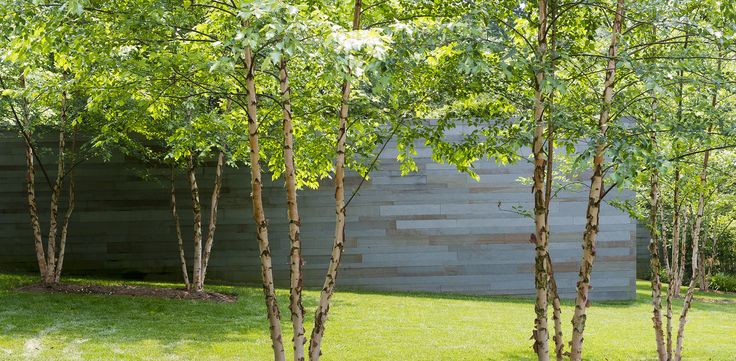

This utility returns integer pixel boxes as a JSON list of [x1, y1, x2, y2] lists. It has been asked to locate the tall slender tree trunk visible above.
[[696, 89, 719, 295], [26, 131, 47, 279], [187, 155, 204, 293], [647, 94, 667, 361], [670, 168, 681, 298], [546, 255, 564, 361], [243, 44, 286, 361], [171, 165, 190, 290], [568, 1, 624, 360], [55, 128, 76, 283], [309, 2, 361, 360], [44, 94, 68, 284], [674, 161, 708, 361], [544, 10, 563, 358], [660, 206, 671, 277], [670, 33, 688, 299], [545, 129, 564, 361], [677, 208, 689, 295], [201, 150, 225, 284], [665, 170, 682, 357], [545, 96, 564, 361], [674, 62, 717, 358], [530, 1, 550, 359], [280, 58, 306, 361], [15, 74, 47, 281]]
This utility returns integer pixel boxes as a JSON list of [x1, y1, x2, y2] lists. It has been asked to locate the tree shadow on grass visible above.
[[0, 272, 324, 347]]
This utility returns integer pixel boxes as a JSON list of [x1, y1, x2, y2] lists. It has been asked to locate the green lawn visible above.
[[0, 273, 734, 360]]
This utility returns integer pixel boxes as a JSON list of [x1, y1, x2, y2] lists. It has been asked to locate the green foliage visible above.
[[710, 273, 736, 293], [713, 226, 736, 275]]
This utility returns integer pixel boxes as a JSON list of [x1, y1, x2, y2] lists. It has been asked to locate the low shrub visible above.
[[710, 273, 736, 293]]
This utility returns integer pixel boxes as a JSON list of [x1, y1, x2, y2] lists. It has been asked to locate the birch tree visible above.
[[0, 0, 97, 285]]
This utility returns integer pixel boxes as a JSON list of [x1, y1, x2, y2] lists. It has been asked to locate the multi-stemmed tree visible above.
[[0, 1, 105, 285]]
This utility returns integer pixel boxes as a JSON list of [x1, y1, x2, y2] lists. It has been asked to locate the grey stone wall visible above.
[[0, 131, 637, 300], [636, 222, 652, 279]]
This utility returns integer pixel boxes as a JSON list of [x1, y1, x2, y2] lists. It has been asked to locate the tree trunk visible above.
[[55, 128, 76, 283], [25, 132, 47, 279], [670, 33, 688, 299], [545, 98, 563, 361], [243, 44, 286, 361], [660, 206, 670, 277], [45, 95, 68, 284], [666, 267, 674, 358], [171, 165, 190, 290], [670, 168, 681, 298], [665, 169, 684, 357], [15, 74, 47, 282], [673, 279, 696, 361], [308, 2, 361, 360], [568, 1, 624, 360], [677, 208, 689, 296], [546, 255, 564, 361], [201, 150, 225, 284], [188, 155, 204, 293], [698, 64, 719, 292], [545, 141, 564, 361], [647, 97, 667, 361], [531, 1, 550, 359], [697, 239, 707, 290], [674, 83, 715, 360], [536, 2, 564, 357], [280, 58, 306, 361]]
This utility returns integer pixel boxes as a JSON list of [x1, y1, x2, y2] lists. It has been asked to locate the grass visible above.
[[0, 273, 734, 360]]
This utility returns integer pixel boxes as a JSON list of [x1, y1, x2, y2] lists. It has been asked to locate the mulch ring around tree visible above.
[[18, 283, 238, 303]]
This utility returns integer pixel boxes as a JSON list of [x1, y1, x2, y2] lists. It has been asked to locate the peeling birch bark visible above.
[[568, 1, 625, 359], [243, 44, 286, 361], [647, 94, 667, 361], [280, 58, 306, 361], [546, 255, 564, 361], [309, 2, 362, 360], [531, 1, 550, 359], [545, 4, 563, 358]]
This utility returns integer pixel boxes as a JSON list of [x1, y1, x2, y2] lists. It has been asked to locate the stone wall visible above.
[[0, 131, 637, 300], [636, 222, 652, 279]]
